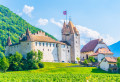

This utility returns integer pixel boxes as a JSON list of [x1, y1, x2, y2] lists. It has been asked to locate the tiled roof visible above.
[[62, 21, 79, 34], [20, 35, 66, 45], [105, 57, 117, 63], [81, 39, 99, 52], [60, 41, 71, 46], [91, 53, 98, 56], [96, 48, 113, 55]]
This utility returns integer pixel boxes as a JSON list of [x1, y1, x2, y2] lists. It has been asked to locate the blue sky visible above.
[[0, 0, 120, 45]]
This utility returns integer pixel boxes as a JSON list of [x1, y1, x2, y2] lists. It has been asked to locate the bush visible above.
[[118, 68, 120, 74], [83, 59, 88, 65], [108, 68, 112, 73], [39, 63, 44, 68]]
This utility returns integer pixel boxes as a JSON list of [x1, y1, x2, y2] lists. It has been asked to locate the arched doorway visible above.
[[86, 54, 88, 59]]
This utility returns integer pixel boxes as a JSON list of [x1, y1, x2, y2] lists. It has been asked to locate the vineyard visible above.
[[0, 62, 120, 82]]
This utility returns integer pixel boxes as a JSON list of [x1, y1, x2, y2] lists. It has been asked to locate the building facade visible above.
[[100, 57, 117, 71], [5, 21, 80, 63], [81, 39, 113, 62]]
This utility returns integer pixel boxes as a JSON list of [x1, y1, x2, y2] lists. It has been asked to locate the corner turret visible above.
[[7, 36, 12, 46]]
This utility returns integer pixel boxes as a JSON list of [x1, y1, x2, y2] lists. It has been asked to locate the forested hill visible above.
[[0, 5, 57, 52]]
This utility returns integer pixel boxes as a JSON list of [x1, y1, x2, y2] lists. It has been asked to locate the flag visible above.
[[63, 11, 67, 15]]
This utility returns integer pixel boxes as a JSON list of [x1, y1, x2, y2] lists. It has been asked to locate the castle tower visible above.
[[62, 21, 80, 63]]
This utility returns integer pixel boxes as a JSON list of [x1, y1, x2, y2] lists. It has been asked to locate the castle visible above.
[[5, 21, 80, 63]]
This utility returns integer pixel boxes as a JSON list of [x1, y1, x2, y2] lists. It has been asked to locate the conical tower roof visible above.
[[68, 21, 75, 34], [26, 28, 31, 36], [7, 36, 12, 46]]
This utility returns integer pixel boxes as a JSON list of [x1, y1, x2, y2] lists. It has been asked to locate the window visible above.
[[53, 44, 55, 47], [46, 43, 48, 47], [43, 49, 44, 51], [68, 50, 69, 53], [39, 42, 41, 46], [35, 42, 37, 46], [48, 49, 49, 51], [109, 64, 111, 67], [43, 43, 44, 46], [56, 44, 57, 47], [76, 41, 77, 43], [50, 43, 51, 47]]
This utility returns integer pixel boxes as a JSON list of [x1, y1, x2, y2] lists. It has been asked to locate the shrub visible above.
[[108, 68, 112, 73], [84, 59, 88, 65], [39, 62, 44, 68]]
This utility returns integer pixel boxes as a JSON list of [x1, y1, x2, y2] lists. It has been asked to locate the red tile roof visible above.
[[105, 57, 117, 63], [96, 48, 113, 55], [81, 39, 99, 52]]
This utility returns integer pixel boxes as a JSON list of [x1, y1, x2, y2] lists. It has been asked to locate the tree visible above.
[[0, 57, 9, 72], [8, 51, 23, 71], [38, 50, 43, 62], [76, 57, 80, 64], [0, 51, 5, 58], [117, 57, 120, 73], [26, 50, 43, 69]]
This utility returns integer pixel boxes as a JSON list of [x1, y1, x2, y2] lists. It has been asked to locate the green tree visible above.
[[26, 50, 43, 69], [38, 50, 43, 62], [0, 51, 5, 58], [117, 57, 120, 73], [0, 57, 9, 72], [76, 57, 80, 64], [8, 51, 23, 71]]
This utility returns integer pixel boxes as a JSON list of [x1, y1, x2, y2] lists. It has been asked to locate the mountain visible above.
[[109, 41, 120, 57], [0, 5, 57, 52]]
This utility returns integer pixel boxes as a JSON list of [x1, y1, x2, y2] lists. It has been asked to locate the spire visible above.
[[62, 21, 66, 34], [68, 21, 74, 34], [7, 36, 12, 46], [26, 28, 31, 36]]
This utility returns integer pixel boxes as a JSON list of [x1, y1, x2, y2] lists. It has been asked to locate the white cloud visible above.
[[50, 18, 115, 45], [76, 25, 115, 45], [23, 5, 34, 17], [37, 18, 48, 26], [50, 18, 63, 28]]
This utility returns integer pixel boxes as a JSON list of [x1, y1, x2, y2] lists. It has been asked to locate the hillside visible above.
[[0, 5, 57, 52], [109, 41, 120, 57]]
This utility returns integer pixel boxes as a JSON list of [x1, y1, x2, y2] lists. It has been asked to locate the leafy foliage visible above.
[[8, 52, 23, 71], [0, 56, 9, 72], [76, 57, 80, 63], [84, 59, 88, 65], [26, 50, 43, 69], [88, 56, 96, 63], [0, 5, 57, 53], [117, 57, 120, 69]]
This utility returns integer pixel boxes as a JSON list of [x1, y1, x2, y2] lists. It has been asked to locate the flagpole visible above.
[[66, 10, 67, 24]]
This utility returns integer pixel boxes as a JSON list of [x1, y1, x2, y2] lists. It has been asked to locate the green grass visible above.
[[0, 62, 120, 82]]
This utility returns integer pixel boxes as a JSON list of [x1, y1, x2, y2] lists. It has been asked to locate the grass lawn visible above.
[[0, 62, 120, 82]]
